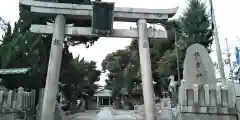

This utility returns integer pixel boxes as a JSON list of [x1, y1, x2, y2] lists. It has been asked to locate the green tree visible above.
[[0, 16, 8, 33], [155, 0, 213, 104], [178, 0, 213, 50], [61, 56, 101, 108], [0, 23, 44, 89], [102, 39, 174, 98], [160, 0, 213, 80], [102, 49, 132, 97]]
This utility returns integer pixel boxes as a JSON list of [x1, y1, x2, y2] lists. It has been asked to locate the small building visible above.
[[0, 68, 31, 89], [94, 89, 112, 109]]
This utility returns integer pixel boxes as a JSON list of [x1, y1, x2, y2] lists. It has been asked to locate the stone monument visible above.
[[178, 43, 237, 120]]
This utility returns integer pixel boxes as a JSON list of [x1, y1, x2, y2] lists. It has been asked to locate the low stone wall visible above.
[[134, 100, 168, 114], [133, 98, 174, 120], [0, 87, 36, 120]]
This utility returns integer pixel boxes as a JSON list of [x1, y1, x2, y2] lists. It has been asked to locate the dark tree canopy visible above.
[[102, 39, 174, 97], [0, 17, 8, 33], [177, 0, 213, 51]]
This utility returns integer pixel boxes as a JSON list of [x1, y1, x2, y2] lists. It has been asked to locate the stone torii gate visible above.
[[19, 0, 177, 120]]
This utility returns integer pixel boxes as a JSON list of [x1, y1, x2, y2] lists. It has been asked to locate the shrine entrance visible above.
[[94, 89, 112, 109], [20, 0, 177, 120]]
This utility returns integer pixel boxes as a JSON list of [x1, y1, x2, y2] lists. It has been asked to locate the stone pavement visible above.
[[66, 107, 179, 120], [69, 108, 140, 120], [111, 109, 139, 120], [66, 110, 99, 120]]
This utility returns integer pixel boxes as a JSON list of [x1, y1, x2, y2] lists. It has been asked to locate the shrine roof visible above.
[[94, 88, 112, 97], [0, 68, 30, 75]]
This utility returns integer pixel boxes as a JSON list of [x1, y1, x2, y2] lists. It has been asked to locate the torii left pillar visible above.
[[41, 15, 66, 120], [137, 19, 156, 120]]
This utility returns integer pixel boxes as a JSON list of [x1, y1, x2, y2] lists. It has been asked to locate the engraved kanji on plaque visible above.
[[194, 52, 203, 78], [53, 39, 62, 46], [143, 42, 148, 48]]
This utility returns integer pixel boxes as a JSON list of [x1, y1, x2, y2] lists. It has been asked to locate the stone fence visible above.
[[177, 80, 238, 120], [178, 80, 236, 108], [134, 98, 177, 120], [0, 87, 36, 120]]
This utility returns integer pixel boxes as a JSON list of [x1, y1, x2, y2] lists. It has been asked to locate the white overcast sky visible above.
[[1, 0, 240, 85]]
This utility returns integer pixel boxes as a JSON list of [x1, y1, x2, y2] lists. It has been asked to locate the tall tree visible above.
[[156, 0, 213, 103], [102, 39, 174, 97], [0, 16, 8, 33], [165, 0, 213, 78], [61, 56, 100, 107], [176, 0, 213, 51], [102, 49, 132, 97]]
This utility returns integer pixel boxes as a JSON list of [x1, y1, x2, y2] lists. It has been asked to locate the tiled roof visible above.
[[0, 68, 30, 75], [94, 89, 112, 97]]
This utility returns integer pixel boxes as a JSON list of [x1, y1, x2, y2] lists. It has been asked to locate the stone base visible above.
[[178, 113, 237, 120], [178, 106, 238, 120], [0, 113, 17, 120], [179, 106, 237, 114]]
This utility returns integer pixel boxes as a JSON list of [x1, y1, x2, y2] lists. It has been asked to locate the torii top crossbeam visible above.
[[19, 0, 178, 23]]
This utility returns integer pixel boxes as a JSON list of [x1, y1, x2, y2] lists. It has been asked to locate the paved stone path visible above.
[[69, 108, 141, 120], [66, 110, 99, 120], [72, 111, 97, 120], [67, 107, 178, 120]]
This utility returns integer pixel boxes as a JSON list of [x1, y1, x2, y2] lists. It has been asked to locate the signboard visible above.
[[92, 1, 114, 36]]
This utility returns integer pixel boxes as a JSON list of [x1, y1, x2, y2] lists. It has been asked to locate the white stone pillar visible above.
[[37, 88, 45, 120], [0, 91, 3, 108], [137, 19, 155, 120], [101, 97, 103, 106], [97, 96, 99, 109], [7, 91, 13, 108], [41, 15, 66, 120], [109, 97, 111, 106], [17, 87, 24, 109]]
